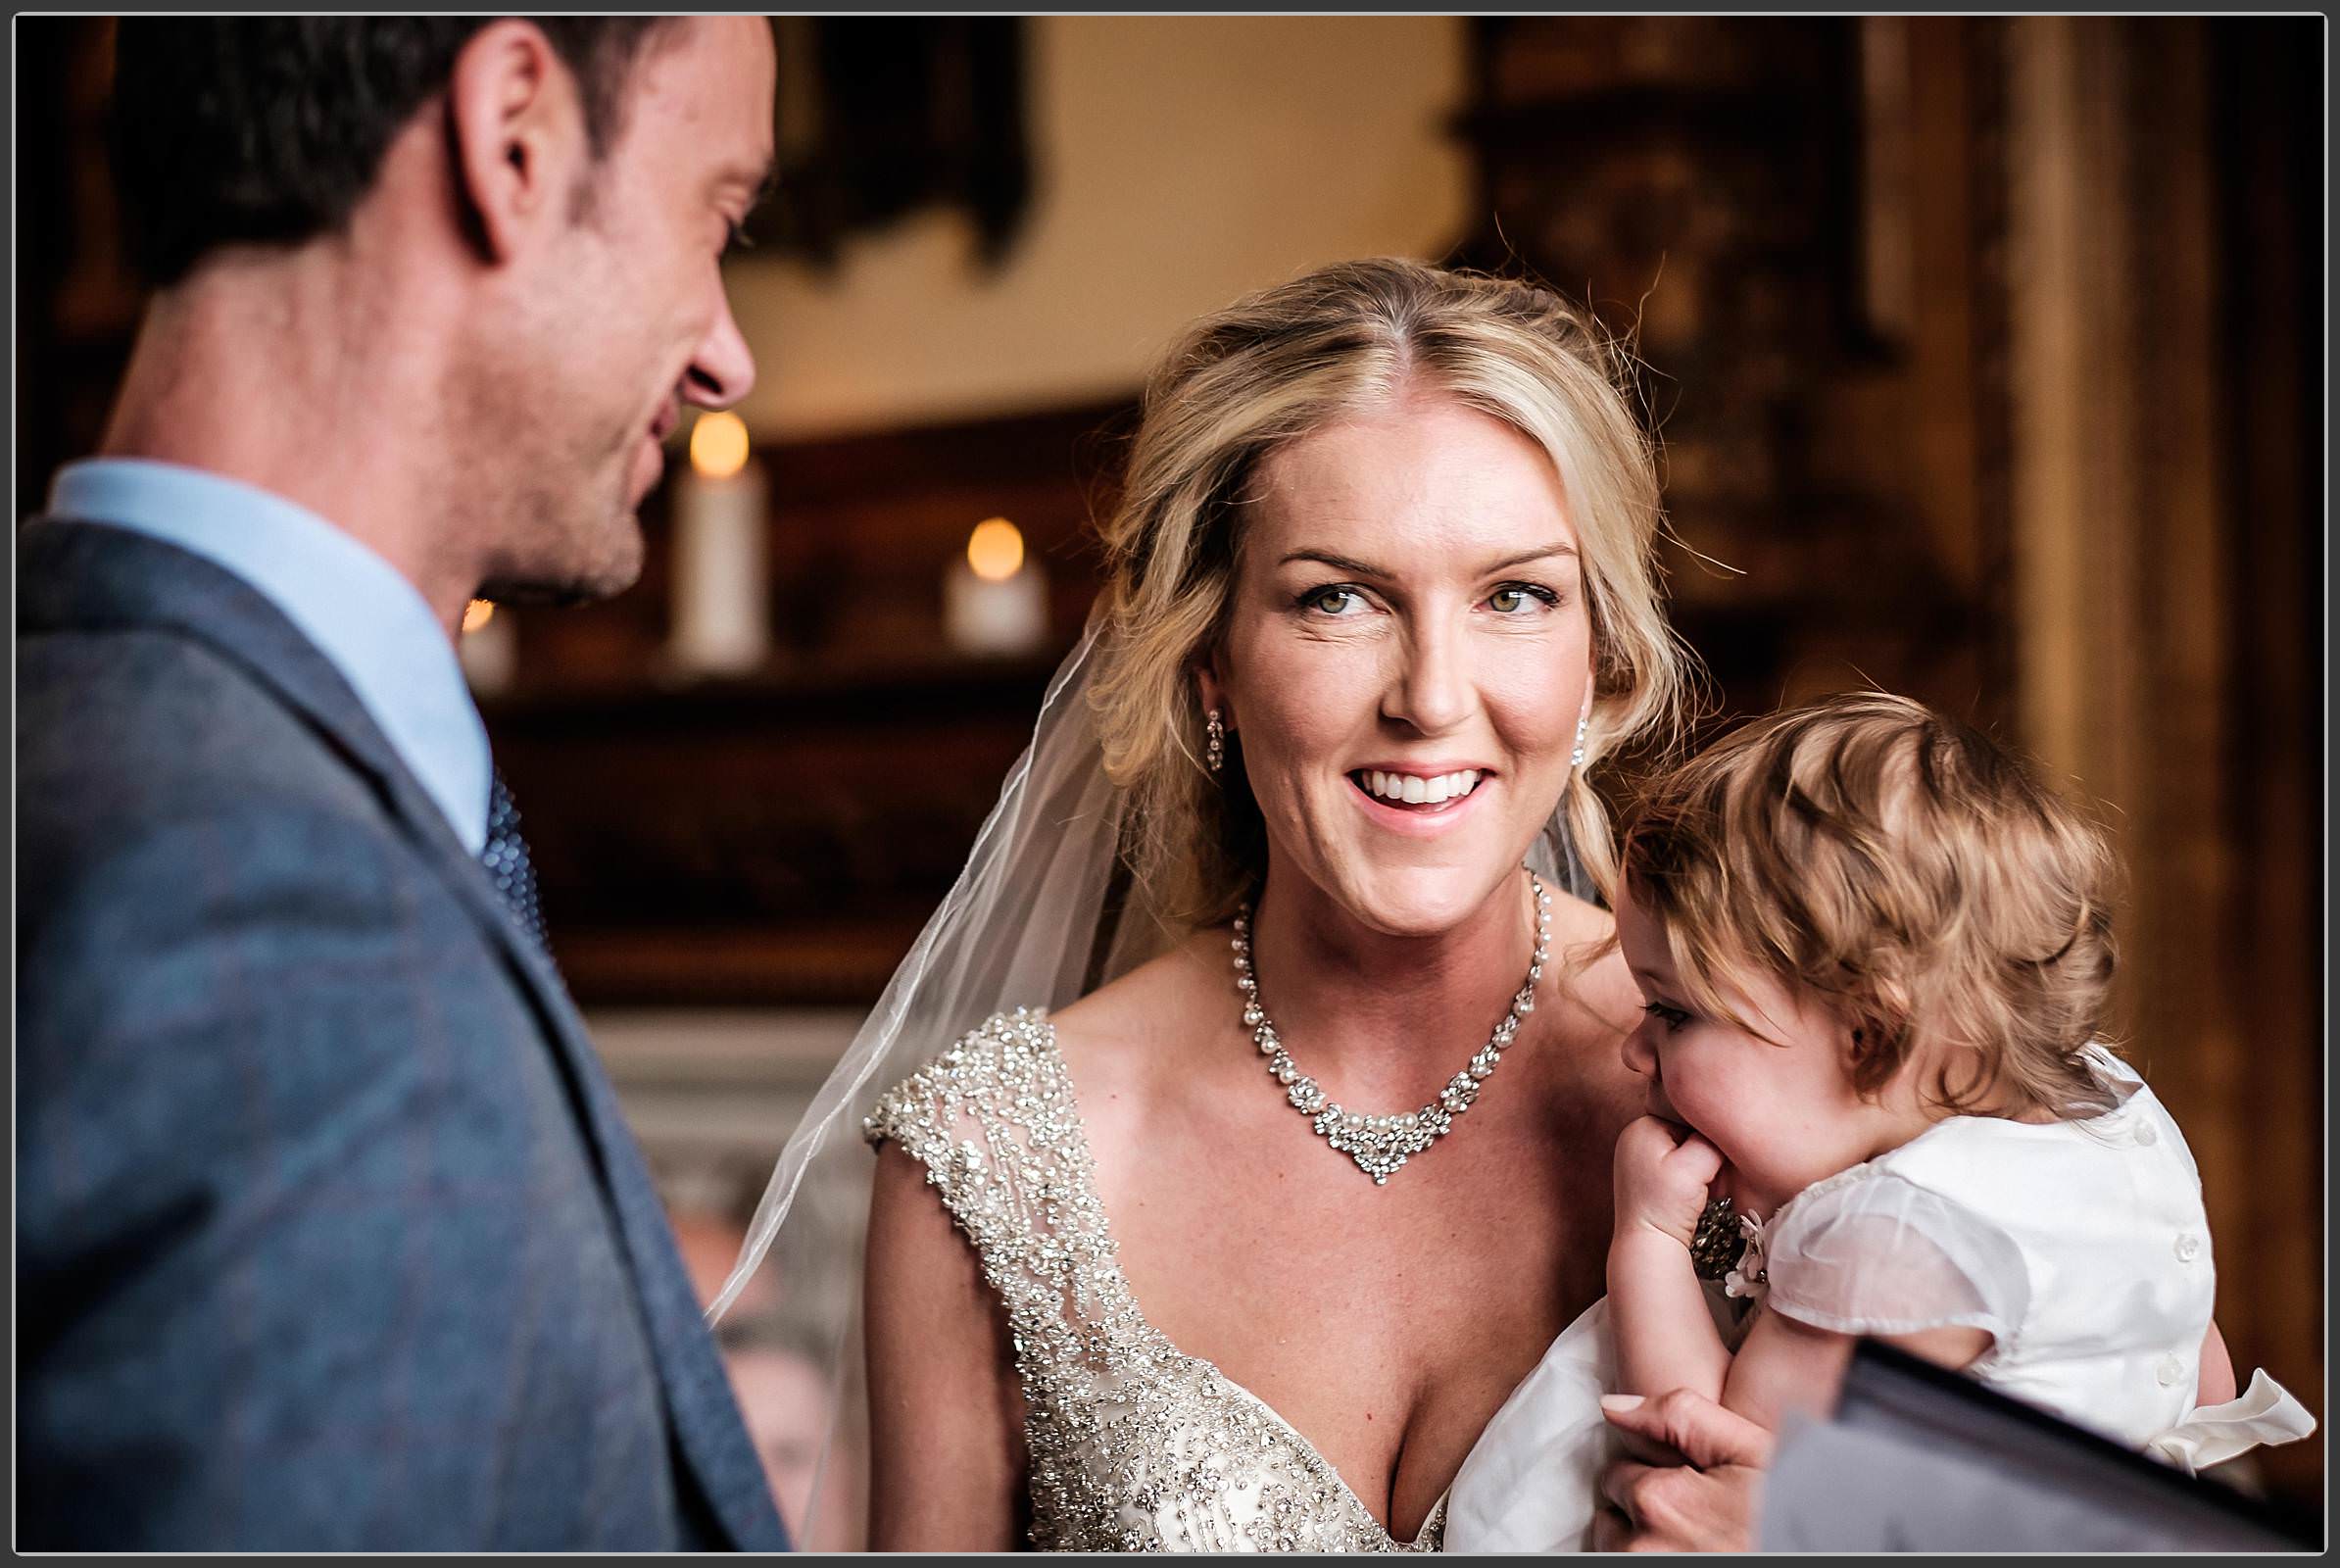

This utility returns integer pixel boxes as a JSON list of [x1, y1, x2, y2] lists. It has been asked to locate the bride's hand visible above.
[[1613, 1114, 1724, 1249], [1593, 1390, 1775, 1551]]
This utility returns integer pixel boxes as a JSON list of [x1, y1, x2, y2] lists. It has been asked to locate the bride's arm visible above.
[[864, 1144, 1030, 1549]]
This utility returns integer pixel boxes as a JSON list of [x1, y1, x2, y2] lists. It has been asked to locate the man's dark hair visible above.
[[108, 18, 682, 289]]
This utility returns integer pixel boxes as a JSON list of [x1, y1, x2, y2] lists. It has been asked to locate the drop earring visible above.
[[1205, 709, 1226, 776], [1571, 714, 1588, 771]]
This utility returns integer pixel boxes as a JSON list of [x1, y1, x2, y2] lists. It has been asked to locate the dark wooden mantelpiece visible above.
[[487, 649, 1075, 1006]]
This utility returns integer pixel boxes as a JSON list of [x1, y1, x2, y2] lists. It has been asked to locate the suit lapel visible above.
[[21, 518, 783, 1550]]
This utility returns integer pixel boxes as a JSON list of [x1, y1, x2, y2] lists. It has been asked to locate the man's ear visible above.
[[445, 20, 587, 264]]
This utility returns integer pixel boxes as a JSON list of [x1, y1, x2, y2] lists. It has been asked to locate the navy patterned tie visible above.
[[481, 770, 552, 956]]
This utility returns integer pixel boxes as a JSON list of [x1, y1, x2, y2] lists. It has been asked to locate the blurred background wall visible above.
[[18, 15, 2322, 1519]]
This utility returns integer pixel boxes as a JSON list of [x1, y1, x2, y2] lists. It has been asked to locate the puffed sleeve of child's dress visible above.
[[1757, 1166, 2030, 1347], [1757, 1074, 2316, 1476]]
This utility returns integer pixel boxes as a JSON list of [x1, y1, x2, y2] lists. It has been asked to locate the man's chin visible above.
[[480, 518, 646, 607], [479, 578, 616, 611]]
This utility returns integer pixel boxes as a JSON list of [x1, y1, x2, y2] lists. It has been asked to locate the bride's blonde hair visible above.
[[1089, 257, 1691, 929]]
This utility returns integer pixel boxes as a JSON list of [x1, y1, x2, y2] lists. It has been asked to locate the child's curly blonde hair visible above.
[[1619, 691, 2121, 1119]]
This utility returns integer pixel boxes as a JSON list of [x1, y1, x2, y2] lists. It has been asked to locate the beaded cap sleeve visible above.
[[862, 1008, 1443, 1553]]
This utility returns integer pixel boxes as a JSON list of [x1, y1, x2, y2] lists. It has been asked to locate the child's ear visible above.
[[1843, 1007, 1901, 1081]]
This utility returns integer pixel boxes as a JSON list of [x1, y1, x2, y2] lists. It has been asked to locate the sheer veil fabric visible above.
[[712, 609, 1591, 1548]]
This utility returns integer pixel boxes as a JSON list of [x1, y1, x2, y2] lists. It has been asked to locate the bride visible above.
[[716, 258, 1693, 1550]]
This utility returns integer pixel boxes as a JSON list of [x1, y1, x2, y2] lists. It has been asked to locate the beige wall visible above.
[[729, 17, 1472, 439]]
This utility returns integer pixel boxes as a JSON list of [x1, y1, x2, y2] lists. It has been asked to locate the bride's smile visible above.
[[1345, 762, 1492, 835]]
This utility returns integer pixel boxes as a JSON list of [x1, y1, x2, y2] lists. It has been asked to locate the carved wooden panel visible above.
[[1452, 18, 2010, 746], [488, 656, 1066, 1005]]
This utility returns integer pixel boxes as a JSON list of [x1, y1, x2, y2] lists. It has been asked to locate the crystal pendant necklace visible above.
[[1231, 866, 1551, 1184]]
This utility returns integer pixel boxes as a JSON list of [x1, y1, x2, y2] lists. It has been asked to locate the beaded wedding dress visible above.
[[863, 1009, 1445, 1551]]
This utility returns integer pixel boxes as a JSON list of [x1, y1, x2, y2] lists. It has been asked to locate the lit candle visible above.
[[944, 517, 1048, 657], [668, 411, 771, 675], [459, 598, 516, 694]]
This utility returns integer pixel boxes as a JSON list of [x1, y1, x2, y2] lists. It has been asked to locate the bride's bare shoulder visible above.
[[1048, 926, 1228, 1114]]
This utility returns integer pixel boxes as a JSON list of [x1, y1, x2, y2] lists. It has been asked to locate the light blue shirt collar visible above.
[[49, 458, 493, 854]]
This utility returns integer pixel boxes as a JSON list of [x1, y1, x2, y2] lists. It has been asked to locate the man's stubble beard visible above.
[[476, 520, 646, 608], [476, 546, 640, 608], [473, 443, 649, 608], [465, 179, 652, 610]]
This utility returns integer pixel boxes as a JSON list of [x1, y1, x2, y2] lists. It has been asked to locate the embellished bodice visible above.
[[862, 1008, 1445, 1552]]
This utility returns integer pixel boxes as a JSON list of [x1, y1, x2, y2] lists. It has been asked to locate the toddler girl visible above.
[[1447, 692, 2312, 1550]]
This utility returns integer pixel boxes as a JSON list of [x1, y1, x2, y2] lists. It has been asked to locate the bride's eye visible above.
[[1300, 586, 1367, 617], [1487, 582, 1561, 615]]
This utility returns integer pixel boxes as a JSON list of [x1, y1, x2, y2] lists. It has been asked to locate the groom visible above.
[[20, 19, 788, 1549]]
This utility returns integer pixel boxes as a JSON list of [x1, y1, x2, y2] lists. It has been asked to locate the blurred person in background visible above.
[[669, 1177, 862, 1548], [717, 1299, 861, 1544], [19, 18, 790, 1549], [673, 1200, 782, 1318]]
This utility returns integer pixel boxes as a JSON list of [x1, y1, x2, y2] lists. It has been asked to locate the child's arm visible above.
[[1608, 1115, 1732, 1400], [2197, 1319, 2237, 1405], [1721, 1306, 1993, 1432]]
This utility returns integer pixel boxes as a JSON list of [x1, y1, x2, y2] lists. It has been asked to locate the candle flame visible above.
[[462, 600, 497, 633], [690, 411, 752, 480], [967, 517, 1025, 582]]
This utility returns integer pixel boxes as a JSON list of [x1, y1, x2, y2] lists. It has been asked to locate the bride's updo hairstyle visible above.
[[1090, 257, 1689, 929]]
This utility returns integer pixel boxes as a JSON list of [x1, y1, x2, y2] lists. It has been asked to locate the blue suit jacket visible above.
[[17, 517, 790, 1551]]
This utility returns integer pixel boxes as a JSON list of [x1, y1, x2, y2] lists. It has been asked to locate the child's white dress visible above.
[[1445, 1048, 2316, 1551]]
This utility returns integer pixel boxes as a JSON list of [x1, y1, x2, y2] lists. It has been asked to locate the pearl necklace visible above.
[[1232, 867, 1552, 1185]]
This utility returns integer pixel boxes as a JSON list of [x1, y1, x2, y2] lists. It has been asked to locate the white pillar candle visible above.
[[668, 414, 771, 676], [945, 518, 1048, 656]]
